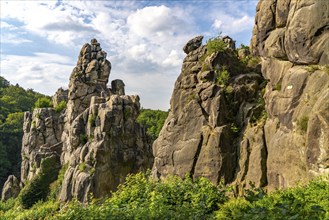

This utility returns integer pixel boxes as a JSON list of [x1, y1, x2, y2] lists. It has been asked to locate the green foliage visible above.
[[88, 114, 96, 127], [239, 44, 250, 50], [0, 77, 49, 189], [54, 101, 67, 113], [78, 162, 87, 172], [19, 156, 60, 209], [49, 163, 68, 200], [206, 37, 227, 55], [305, 65, 320, 73], [34, 97, 53, 108], [137, 109, 168, 139], [215, 176, 329, 219], [215, 67, 230, 87], [1, 173, 329, 219], [297, 116, 309, 133]]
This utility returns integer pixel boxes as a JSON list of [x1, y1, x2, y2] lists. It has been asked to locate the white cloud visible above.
[[0, 1, 257, 110], [1, 53, 74, 95], [212, 15, 254, 36], [1, 33, 32, 44]]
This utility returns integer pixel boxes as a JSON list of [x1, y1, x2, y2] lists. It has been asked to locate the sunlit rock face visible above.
[[153, 0, 329, 192]]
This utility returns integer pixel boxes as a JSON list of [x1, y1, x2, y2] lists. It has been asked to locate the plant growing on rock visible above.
[[54, 100, 67, 113], [206, 37, 227, 55], [215, 67, 230, 87], [297, 116, 309, 133], [34, 97, 53, 108]]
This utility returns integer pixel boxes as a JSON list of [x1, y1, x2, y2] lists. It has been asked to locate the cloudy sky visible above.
[[1, 0, 258, 110]]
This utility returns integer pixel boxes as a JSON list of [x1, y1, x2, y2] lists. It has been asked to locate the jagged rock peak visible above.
[[71, 38, 111, 87]]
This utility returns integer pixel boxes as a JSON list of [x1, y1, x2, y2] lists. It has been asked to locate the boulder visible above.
[[183, 36, 204, 54]]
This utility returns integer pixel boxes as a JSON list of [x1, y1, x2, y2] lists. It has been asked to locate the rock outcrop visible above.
[[153, 0, 329, 192], [251, 0, 329, 191], [1, 175, 20, 201], [152, 36, 266, 187], [1, 39, 152, 202]]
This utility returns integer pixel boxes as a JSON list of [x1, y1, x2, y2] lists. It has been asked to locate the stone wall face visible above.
[[252, 0, 329, 190]]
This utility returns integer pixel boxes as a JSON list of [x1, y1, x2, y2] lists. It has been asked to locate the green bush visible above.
[[216, 67, 230, 87], [206, 37, 227, 55], [1, 174, 329, 219], [19, 156, 60, 209], [216, 176, 329, 219], [54, 101, 67, 113], [34, 97, 53, 108]]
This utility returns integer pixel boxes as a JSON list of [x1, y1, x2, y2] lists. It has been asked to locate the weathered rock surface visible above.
[[52, 88, 68, 107], [153, 0, 329, 192], [1, 175, 20, 201], [57, 39, 152, 202], [21, 108, 64, 183], [1, 39, 152, 202], [152, 36, 266, 188], [183, 36, 203, 54], [251, 0, 329, 191]]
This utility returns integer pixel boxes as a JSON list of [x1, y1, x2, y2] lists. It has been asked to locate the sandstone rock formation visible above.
[[251, 0, 329, 191], [1, 39, 152, 202], [1, 175, 20, 201], [153, 0, 329, 192], [152, 36, 266, 187]]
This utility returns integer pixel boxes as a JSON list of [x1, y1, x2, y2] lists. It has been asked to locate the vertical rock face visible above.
[[21, 108, 64, 183], [58, 39, 152, 202], [1, 39, 152, 202], [152, 36, 266, 187], [153, 0, 329, 192], [251, 0, 329, 191]]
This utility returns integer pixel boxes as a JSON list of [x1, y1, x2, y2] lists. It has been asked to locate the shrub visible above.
[[216, 67, 230, 87], [34, 97, 52, 108], [54, 100, 66, 113], [19, 156, 60, 209], [206, 37, 227, 55], [49, 163, 68, 200]]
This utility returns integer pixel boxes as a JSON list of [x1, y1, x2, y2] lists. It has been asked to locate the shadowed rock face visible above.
[[1, 39, 153, 202]]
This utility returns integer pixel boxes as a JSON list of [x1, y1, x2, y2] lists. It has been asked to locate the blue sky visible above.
[[0, 0, 258, 110]]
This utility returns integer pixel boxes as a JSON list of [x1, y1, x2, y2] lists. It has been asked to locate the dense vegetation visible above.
[[0, 76, 51, 190], [0, 172, 328, 219], [137, 109, 168, 139]]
